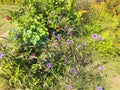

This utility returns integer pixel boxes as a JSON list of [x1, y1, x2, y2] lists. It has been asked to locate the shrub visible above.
[[9, 0, 82, 53]]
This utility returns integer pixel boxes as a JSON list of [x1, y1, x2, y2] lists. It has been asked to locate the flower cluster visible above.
[[92, 34, 103, 41]]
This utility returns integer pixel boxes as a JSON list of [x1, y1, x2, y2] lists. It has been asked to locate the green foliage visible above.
[[9, 0, 82, 52], [46, 35, 106, 90], [81, 3, 120, 57], [0, 33, 106, 89], [105, 0, 120, 15], [2, 0, 119, 90]]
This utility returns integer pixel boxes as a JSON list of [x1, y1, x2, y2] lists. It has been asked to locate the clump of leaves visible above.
[[9, 0, 82, 53]]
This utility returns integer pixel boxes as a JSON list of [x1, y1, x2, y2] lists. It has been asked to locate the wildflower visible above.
[[6, 16, 12, 20], [92, 34, 98, 39], [0, 52, 3, 59], [99, 36, 103, 41], [15, 34, 18, 39], [46, 63, 51, 68], [56, 26, 61, 30], [63, 56, 67, 63], [51, 12, 54, 16], [68, 32, 73, 36], [64, 59, 67, 63], [66, 39, 71, 45], [52, 31, 56, 35], [83, 42, 87, 46], [13, 28, 17, 32], [97, 86, 103, 90], [70, 68, 77, 75], [57, 34, 61, 40], [67, 85, 72, 90], [99, 66, 104, 71], [48, 18, 51, 23], [56, 43, 60, 46]]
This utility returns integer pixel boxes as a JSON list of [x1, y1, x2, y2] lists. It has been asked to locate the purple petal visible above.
[[70, 68, 77, 75], [67, 85, 72, 90], [83, 42, 87, 46], [13, 28, 17, 32], [48, 18, 51, 23], [57, 34, 61, 40], [46, 63, 51, 68], [99, 36, 103, 41], [97, 86, 103, 90], [52, 31, 56, 35], [92, 34, 98, 39], [99, 66, 104, 71], [66, 39, 71, 45], [0, 52, 3, 59]]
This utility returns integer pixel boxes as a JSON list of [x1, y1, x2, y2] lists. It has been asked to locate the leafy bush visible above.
[[9, 0, 82, 53]]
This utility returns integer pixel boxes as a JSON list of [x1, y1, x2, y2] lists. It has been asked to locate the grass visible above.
[[104, 59, 120, 90]]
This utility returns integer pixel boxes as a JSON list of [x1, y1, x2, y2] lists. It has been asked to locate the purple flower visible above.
[[70, 68, 77, 75], [13, 28, 17, 32], [67, 85, 72, 90], [64, 59, 67, 63], [46, 63, 51, 68], [51, 12, 54, 16], [99, 36, 103, 41], [68, 32, 73, 36], [99, 66, 104, 71], [66, 39, 71, 45], [57, 34, 61, 40], [0, 52, 3, 59], [52, 31, 56, 35], [48, 18, 51, 23], [63, 55, 67, 63], [92, 34, 98, 39], [97, 86, 103, 90], [83, 42, 87, 46], [56, 43, 60, 46]]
